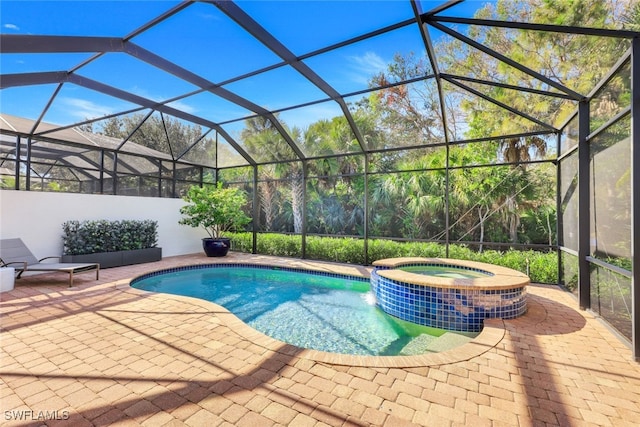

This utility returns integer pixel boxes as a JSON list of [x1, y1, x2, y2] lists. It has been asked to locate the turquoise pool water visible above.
[[399, 265, 491, 279], [131, 265, 476, 356]]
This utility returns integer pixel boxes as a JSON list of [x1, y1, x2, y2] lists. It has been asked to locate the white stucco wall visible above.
[[0, 190, 204, 259]]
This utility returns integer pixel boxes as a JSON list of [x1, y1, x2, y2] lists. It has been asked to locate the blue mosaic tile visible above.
[[130, 263, 369, 287], [371, 267, 527, 332]]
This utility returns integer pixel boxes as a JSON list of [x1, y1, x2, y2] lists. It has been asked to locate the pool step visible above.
[[425, 332, 473, 352], [399, 334, 438, 355], [400, 332, 473, 355]]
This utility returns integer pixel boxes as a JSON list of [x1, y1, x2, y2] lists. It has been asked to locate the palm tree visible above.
[[240, 116, 306, 233], [500, 136, 547, 166]]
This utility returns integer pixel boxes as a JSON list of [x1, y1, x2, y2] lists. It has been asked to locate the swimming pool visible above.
[[131, 264, 476, 356]]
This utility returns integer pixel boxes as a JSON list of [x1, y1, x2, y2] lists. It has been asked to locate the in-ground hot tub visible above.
[[371, 257, 529, 332]]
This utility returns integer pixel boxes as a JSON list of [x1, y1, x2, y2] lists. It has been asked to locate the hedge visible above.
[[228, 232, 558, 284], [62, 219, 158, 255]]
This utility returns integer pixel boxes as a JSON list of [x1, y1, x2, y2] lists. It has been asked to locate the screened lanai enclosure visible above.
[[0, 0, 638, 359]]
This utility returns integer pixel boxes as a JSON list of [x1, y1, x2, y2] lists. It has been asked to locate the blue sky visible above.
[[0, 1, 486, 135]]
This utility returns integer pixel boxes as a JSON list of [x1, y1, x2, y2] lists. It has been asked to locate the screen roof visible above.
[[1, 0, 636, 167]]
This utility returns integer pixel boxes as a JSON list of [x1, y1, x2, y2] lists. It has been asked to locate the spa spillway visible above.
[[371, 257, 529, 332]]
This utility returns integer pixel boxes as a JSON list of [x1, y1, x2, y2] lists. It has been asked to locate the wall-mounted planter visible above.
[[62, 247, 162, 269]]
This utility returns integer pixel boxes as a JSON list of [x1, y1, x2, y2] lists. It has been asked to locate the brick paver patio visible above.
[[1, 252, 639, 426]]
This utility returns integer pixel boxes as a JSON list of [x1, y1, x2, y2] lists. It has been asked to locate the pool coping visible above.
[[373, 257, 530, 291], [122, 260, 532, 368]]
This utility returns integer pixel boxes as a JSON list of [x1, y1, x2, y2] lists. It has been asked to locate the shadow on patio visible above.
[[1, 255, 639, 426]]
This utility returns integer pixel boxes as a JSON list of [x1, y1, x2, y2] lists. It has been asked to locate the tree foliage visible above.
[[84, 112, 216, 165], [179, 183, 251, 238]]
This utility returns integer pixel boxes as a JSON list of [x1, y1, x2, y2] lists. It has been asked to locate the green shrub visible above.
[[226, 232, 559, 283], [446, 244, 476, 260], [527, 251, 559, 284], [228, 232, 253, 253], [561, 253, 579, 292], [258, 234, 302, 257], [306, 236, 366, 264], [366, 239, 401, 260], [403, 241, 447, 258], [62, 219, 158, 255], [444, 247, 557, 284]]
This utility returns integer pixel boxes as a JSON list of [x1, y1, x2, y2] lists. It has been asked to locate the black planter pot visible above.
[[61, 247, 162, 268], [202, 238, 231, 257]]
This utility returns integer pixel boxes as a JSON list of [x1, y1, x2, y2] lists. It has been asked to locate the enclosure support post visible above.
[[577, 100, 590, 310], [99, 150, 105, 194], [364, 153, 369, 265], [252, 165, 258, 254], [301, 161, 308, 260], [556, 132, 563, 287], [157, 161, 162, 197], [630, 37, 640, 362], [157, 161, 163, 197], [171, 161, 176, 198], [445, 143, 450, 258], [112, 152, 118, 195], [14, 135, 21, 190], [25, 137, 32, 191]]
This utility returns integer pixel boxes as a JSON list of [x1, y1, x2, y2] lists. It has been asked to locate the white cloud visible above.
[[346, 51, 388, 85], [4, 23, 20, 31], [349, 51, 387, 74], [60, 97, 114, 120], [166, 100, 196, 114], [127, 86, 161, 102], [279, 103, 343, 130]]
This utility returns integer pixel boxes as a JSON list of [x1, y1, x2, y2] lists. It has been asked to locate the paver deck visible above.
[[1, 252, 639, 426]]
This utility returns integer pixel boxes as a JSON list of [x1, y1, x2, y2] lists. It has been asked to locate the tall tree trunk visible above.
[[510, 215, 519, 244], [546, 210, 553, 246], [506, 195, 519, 244], [258, 181, 275, 231], [477, 206, 486, 253], [290, 169, 304, 234]]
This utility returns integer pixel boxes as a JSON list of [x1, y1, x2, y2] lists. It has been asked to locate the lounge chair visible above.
[[0, 238, 99, 287]]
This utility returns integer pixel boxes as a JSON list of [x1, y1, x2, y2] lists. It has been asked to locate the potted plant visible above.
[[179, 183, 252, 257]]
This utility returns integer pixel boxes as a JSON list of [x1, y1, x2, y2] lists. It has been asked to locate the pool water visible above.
[[132, 266, 476, 356], [399, 265, 491, 279]]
